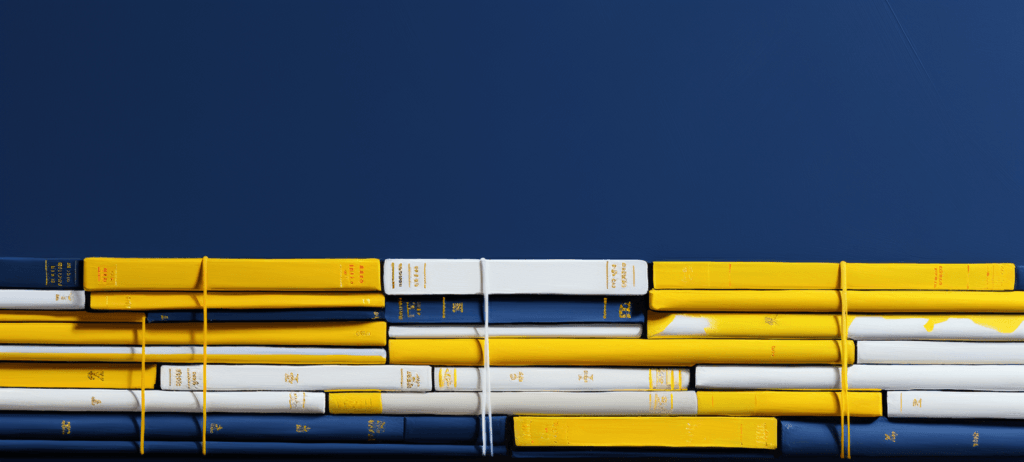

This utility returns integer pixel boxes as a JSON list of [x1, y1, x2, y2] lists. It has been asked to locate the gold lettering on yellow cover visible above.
[[87, 371, 104, 381]]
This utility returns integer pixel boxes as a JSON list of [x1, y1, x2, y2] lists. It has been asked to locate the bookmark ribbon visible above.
[[479, 258, 494, 456]]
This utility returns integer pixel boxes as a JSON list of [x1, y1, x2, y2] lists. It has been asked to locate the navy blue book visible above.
[[146, 309, 383, 323], [781, 417, 1024, 457], [512, 448, 772, 458], [386, 296, 644, 324], [0, 257, 81, 289], [0, 440, 507, 456]]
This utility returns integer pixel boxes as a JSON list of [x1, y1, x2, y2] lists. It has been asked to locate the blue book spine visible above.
[[781, 417, 1024, 457], [405, 416, 508, 445], [146, 309, 383, 323], [0, 440, 506, 456], [0, 257, 81, 289], [385, 296, 644, 324]]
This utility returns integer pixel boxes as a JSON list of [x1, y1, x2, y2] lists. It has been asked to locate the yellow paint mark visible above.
[[877, 315, 1024, 334]]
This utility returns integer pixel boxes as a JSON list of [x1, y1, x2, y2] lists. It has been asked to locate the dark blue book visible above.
[[146, 309, 383, 323], [386, 296, 644, 324], [0, 257, 81, 289], [512, 448, 772, 458], [0, 440, 507, 456], [781, 417, 1024, 457]]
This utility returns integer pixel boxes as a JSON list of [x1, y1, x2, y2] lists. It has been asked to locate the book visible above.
[[387, 339, 854, 366], [513, 416, 776, 449], [649, 289, 1024, 312], [511, 448, 773, 459], [780, 417, 1024, 456], [0, 321, 386, 346], [146, 309, 383, 323], [329, 392, 698, 416], [859, 341, 1024, 364], [848, 315, 1024, 340], [433, 367, 690, 392], [383, 259, 648, 295], [887, 391, 1024, 419], [388, 324, 643, 339], [647, 312, 840, 339], [160, 365, 432, 391], [0, 257, 81, 289], [385, 296, 644, 324], [0, 389, 325, 413], [0, 362, 156, 389], [0, 345, 387, 364], [695, 365, 1024, 390], [0, 289, 86, 310], [83, 258, 381, 291], [0, 310, 143, 322], [0, 440, 506, 456], [89, 291, 385, 310], [695, 391, 881, 417], [653, 262, 1015, 290]]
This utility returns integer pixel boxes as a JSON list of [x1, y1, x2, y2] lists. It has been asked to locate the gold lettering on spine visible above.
[[603, 298, 607, 319], [442, 296, 446, 319], [61, 420, 71, 435], [296, 424, 310, 433], [606, 261, 609, 289], [391, 262, 395, 289], [973, 431, 979, 447]]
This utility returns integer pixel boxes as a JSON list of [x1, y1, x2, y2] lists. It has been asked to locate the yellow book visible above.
[[696, 391, 881, 417], [0, 348, 385, 365], [649, 289, 1024, 312], [647, 312, 840, 338], [0, 311, 145, 323], [84, 258, 382, 291], [387, 339, 853, 366], [514, 416, 776, 448], [0, 362, 156, 389], [0, 321, 386, 346], [653, 262, 1014, 290], [89, 292, 386, 310]]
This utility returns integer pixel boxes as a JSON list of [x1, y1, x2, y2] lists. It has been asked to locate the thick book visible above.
[[695, 365, 1024, 391], [83, 258, 381, 291], [0, 257, 81, 289], [0, 289, 86, 310], [385, 296, 644, 324], [781, 417, 1024, 456], [848, 315, 1024, 340], [0, 362, 156, 389], [0, 310, 143, 322], [90, 291, 385, 310], [160, 365, 432, 391], [147, 309, 382, 323], [653, 262, 1015, 290], [388, 324, 643, 339], [433, 367, 689, 392], [0, 321, 386, 346], [329, 391, 698, 416], [0, 345, 387, 365], [859, 341, 1024, 364], [0, 440, 505, 456], [388, 339, 854, 366], [887, 391, 1024, 419], [383, 259, 648, 295], [695, 391, 881, 417], [650, 289, 1024, 313], [0, 389, 325, 413], [513, 416, 776, 449]]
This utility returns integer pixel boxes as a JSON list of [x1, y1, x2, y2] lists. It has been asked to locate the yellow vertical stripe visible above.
[[139, 318, 146, 454]]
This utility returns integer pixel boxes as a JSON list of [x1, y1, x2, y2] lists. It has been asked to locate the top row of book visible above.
[[0, 258, 1018, 293]]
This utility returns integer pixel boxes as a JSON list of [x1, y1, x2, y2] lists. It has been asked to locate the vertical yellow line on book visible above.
[[840, 261, 850, 459], [202, 256, 209, 455], [140, 317, 146, 454]]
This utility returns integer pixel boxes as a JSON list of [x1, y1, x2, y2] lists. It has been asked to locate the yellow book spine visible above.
[[696, 391, 881, 417], [0, 352, 385, 365], [0, 311, 145, 323], [0, 322, 386, 346], [647, 312, 841, 338], [0, 362, 156, 389], [387, 339, 853, 366], [88, 292, 386, 310], [513, 416, 776, 448], [649, 290, 1024, 313], [329, 393, 384, 414], [653, 262, 1014, 290], [84, 258, 382, 291]]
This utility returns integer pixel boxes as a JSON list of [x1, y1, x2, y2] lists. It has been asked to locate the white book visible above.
[[433, 367, 689, 391], [383, 259, 648, 295], [849, 316, 1024, 340], [696, 365, 1024, 391], [858, 341, 1024, 364], [0, 388, 324, 413], [160, 365, 431, 391], [363, 391, 696, 415], [0, 289, 85, 310], [887, 391, 1024, 419], [0, 345, 387, 363], [388, 324, 642, 339]]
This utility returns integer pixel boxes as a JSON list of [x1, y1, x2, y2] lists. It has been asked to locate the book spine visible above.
[[650, 289, 1024, 313], [887, 391, 1024, 419], [91, 292, 386, 310], [0, 389, 325, 413], [781, 417, 1024, 456], [0, 290, 86, 310], [388, 324, 643, 339], [858, 341, 1024, 364], [404, 416, 508, 444], [511, 448, 774, 459], [383, 259, 649, 296], [0, 345, 387, 365], [0, 440, 505, 456], [385, 296, 644, 324], [0, 310, 142, 322], [513, 416, 776, 448], [0, 258, 82, 289], [695, 365, 841, 390], [329, 392, 698, 416], [0, 362, 156, 389], [160, 365, 432, 391], [849, 315, 1024, 340], [695, 391, 882, 416], [433, 367, 689, 391], [647, 312, 839, 338], [147, 309, 383, 323], [695, 365, 1024, 391]]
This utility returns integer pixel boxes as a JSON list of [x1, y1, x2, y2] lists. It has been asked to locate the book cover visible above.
[[511, 448, 773, 459], [647, 312, 840, 339], [0, 258, 81, 289], [781, 417, 1024, 456], [887, 391, 1024, 419], [0, 345, 387, 365], [0, 321, 386, 346], [0, 289, 86, 310], [848, 316, 1024, 340], [0, 440, 506, 456], [388, 324, 643, 339], [0, 362, 156, 389], [383, 259, 648, 295], [0, 310, 143, 322], [859, 341, 1024, 364], [147, 309, 382, 323], [695, 391, 881, 417], [329, 391, 698, 416], [649, 289, 1024, 312], [160, 364, 431, 391], [385, 296, 644, 324], [0, 389, 325, 413], [433, 367, 689, 392], [695, 365, 1024, 390], [90, 291, 385, 310], [513, 416, 776, 449]]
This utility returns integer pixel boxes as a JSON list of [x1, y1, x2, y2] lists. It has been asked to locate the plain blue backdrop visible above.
[[1, 1, 1022, 262]]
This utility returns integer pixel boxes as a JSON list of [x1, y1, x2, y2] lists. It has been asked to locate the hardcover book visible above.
[[695, 365, 1024, 390], [433, 367, 690, 392], [0, 289, 86, 310], [388, 324, 642, 339], [159, 364, 432, 391], [0, 389, 325, 413], [0, 321, 386, 346], [383, 259, 648, 295], [90, 292, 385, 310], [0, 258, 81, 289], [513, 416, 777, 449], [0, 345, 387, 364], [146, 309, 382, 323], [385, 296, 644, 324], [329, 391, 698, 416], [649, 289, 1024, 312], [781, 417, 1024, 456]]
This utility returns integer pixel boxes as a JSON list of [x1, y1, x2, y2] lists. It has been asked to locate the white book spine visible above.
[[696, 365, 1024, 391], [433, 367, 689, 391], [0, 388, 324, 413], [696, 366, 841, 390], [160, 365, 431, 391], [388, 324, 642, 339], [849, 316, 1024, 340], [0, 289, 85, 310], [383, 259, 649, 295], [0, 345, 387, 359], [376, 391, 696, 415], [858, 341, 1024, 364], [887, 391, 1024, 419]]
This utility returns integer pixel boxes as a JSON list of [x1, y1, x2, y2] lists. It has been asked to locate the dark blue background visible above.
[[1, 1, 1022, 261]]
